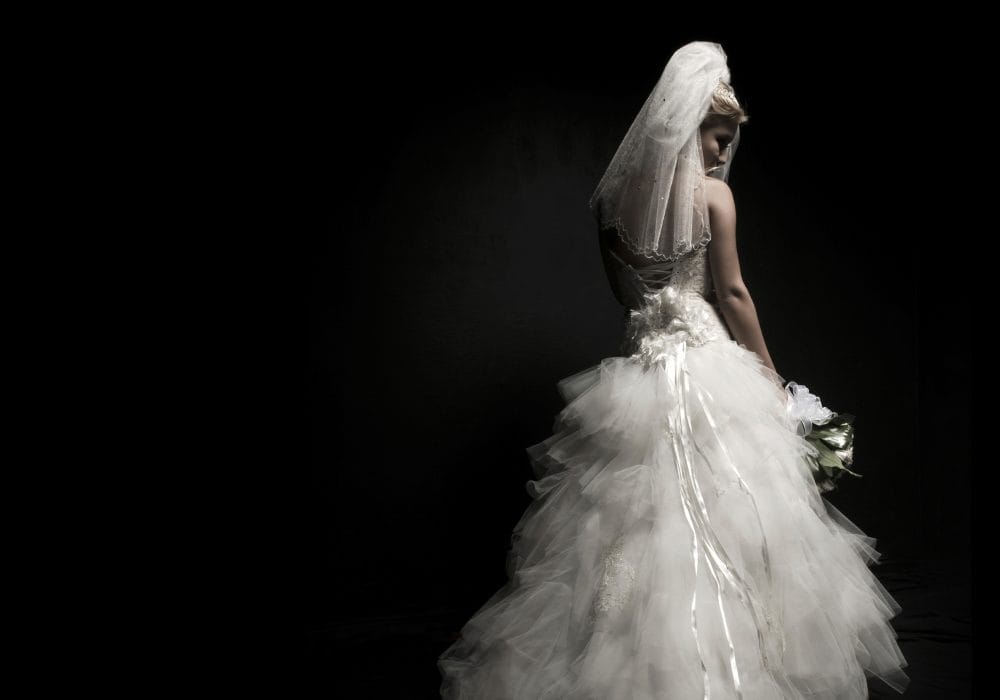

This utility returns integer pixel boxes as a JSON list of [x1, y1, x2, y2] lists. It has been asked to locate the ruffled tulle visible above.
[[438, 338, 909, 699]]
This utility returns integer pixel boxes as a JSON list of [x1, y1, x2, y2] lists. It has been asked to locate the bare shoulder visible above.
[[704, 177, 735, 212]]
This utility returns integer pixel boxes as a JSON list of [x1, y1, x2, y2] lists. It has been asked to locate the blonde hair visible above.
[[703, 80, 749, 127]]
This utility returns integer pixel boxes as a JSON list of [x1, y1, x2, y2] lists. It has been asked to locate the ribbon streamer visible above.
[[651, 336, 790, 698]]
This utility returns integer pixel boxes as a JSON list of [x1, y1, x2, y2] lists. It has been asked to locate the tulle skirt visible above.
[[438, 336, 910, 699]]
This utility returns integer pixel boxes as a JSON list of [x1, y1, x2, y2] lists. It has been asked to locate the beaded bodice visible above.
[[606, 246, 733, 362]]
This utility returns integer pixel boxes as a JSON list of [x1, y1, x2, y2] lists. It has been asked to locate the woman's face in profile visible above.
[[700, 122, 737, 175]]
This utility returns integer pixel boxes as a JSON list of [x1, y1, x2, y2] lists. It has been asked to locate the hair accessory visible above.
[[714, 79, 736, 102]]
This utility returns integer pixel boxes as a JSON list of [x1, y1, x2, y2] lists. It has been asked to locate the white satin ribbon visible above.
[[651, 336, 787, 699]]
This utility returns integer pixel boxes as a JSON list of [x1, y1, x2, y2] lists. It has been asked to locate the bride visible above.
[[437, 41, 910, 699]]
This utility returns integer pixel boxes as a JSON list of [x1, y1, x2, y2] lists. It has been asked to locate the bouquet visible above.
[[783, 381, 860, 493]]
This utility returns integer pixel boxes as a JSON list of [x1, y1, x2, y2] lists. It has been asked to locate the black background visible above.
[[299, 21, 977, 698]]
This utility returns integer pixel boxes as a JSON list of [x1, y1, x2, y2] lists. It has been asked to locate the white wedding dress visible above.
[[437, 244, 910, 699]]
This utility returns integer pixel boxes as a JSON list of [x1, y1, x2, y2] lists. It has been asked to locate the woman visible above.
[[438, 41, 910, 699]]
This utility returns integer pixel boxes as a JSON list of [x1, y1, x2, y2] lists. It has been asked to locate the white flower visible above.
[[784, 381, 834, 436]]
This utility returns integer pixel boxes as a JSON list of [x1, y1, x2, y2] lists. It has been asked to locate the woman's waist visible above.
[[623, 293, 731, 350]]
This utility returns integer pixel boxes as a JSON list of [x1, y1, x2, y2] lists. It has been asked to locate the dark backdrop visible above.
[[302, 24, 973, 697]]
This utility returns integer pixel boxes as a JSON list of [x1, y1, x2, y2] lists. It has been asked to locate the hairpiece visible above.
[[714, 79, 736, 102]]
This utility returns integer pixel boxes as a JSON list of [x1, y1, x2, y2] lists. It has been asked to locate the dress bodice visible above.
[[606, 246, 733, 360], [606, 246, 716, 307]]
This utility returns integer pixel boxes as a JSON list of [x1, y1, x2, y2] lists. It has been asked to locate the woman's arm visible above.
[[705, 180, 780, 379]]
